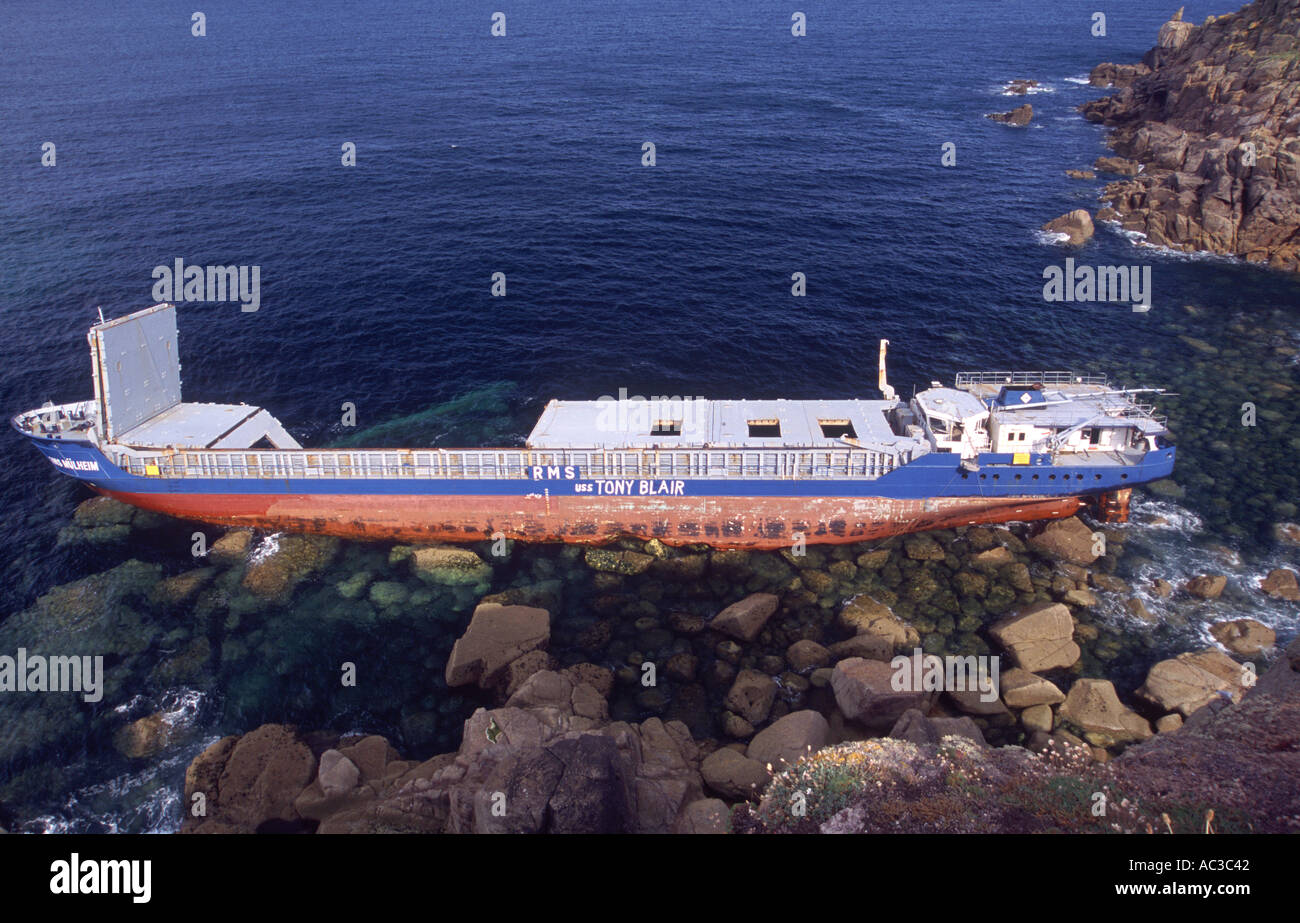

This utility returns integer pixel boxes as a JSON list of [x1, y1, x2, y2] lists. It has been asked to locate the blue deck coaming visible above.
[[24, 436, 1176, 501]]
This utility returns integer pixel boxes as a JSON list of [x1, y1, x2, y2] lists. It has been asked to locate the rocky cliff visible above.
[[1081, 1, 1300, 270]]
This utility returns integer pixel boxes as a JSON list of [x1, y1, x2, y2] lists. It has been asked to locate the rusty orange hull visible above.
[[98, 488, 1107, 549]]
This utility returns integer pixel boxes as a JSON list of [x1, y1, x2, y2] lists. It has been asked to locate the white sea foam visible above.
[[1033, 229, 1071, 245], [249, 531, 282, 564], [1093, 495, 1300, 646], [1064, 75, 1092, 85], [1000, 82, 1055, 95]]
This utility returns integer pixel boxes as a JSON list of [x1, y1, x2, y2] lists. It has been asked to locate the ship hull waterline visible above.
[[94, 487, 1123, 549]]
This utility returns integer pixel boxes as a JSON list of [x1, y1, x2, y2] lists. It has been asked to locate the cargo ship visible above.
[[13, 303, 1175, 549]]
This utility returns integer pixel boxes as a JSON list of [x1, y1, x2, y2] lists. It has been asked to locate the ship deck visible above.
[[527, 398, 910, 451], [119, 402, 301, 451]]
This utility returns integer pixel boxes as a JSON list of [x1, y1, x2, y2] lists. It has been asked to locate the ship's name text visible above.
[[575, 479, 686, 496], [50, 457, 100, 472]]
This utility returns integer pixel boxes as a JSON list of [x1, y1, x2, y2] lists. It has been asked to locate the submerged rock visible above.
[[242, 535, 339, 600], [710, 593, 779, 642], [410, 545, 493, 587]]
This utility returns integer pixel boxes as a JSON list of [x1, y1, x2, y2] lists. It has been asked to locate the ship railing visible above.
[[954, 371, 1110, 388], [106, 445, 910, 482]]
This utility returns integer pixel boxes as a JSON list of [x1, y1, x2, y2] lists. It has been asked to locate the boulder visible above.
[[888, 709, 939, 745], [1137, 649, 1247, 716], [1209, 618, 1276, 656], [583, 547, 654, 575], [317, 749, 361, 798], [1184, 574, 1227, 599], [150, 568, 217, 607], [411, 545, 493, 587], [1260, 568, 1300, 602], [1021, 704, 1054, 734], [723, 669, 778, 725], [710, 593, 779, 642], [930, 716, 988, 747], [826, 635, 892, 662], [969, 546, 1016, 571], [502, 650, 558, 698], [241, 535, 339, 600], [1041, 209, 1096, 246], [746, 710, 829, 770], [1027, 517, 1099, 565], [945, 688, 1011, 718], [184, 724, 316, 832], [504, 669, 574, 711], [837, 596, 919, 650], [999, 668, 1065, 708], [786, 639, 831, 672], [208, 529, 253, 567], [903, 533, 946, 561], [830, 657, 937, 731], [444, 604, 551, 689], [562, 663, 614, 699], [1059, 679, 1152, 747], [701, 747, 769, 800], [989, 602, 1081, 672], [113, 712, 177, 759]]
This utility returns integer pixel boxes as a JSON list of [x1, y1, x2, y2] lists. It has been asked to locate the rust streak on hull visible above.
[[98, 489, 1092, 549]]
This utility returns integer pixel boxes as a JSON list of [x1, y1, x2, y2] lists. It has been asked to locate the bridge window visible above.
[[652, 420, 681, 436], [748, 419, 781, 438]]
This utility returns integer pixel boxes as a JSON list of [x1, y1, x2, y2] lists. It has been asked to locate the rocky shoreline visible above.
[[1, 482, 1296, 832], [106, 506, 1288, 834], [1078, 2, 1300, 270]]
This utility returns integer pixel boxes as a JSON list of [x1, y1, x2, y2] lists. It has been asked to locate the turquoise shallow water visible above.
[[0, 0, 1297, 831]]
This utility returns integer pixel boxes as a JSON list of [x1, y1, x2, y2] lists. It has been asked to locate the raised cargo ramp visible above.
[[89, 303, 183, 441]]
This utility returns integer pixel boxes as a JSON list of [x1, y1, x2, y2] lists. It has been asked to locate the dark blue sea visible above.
[[1, 0, 1297, 831]]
